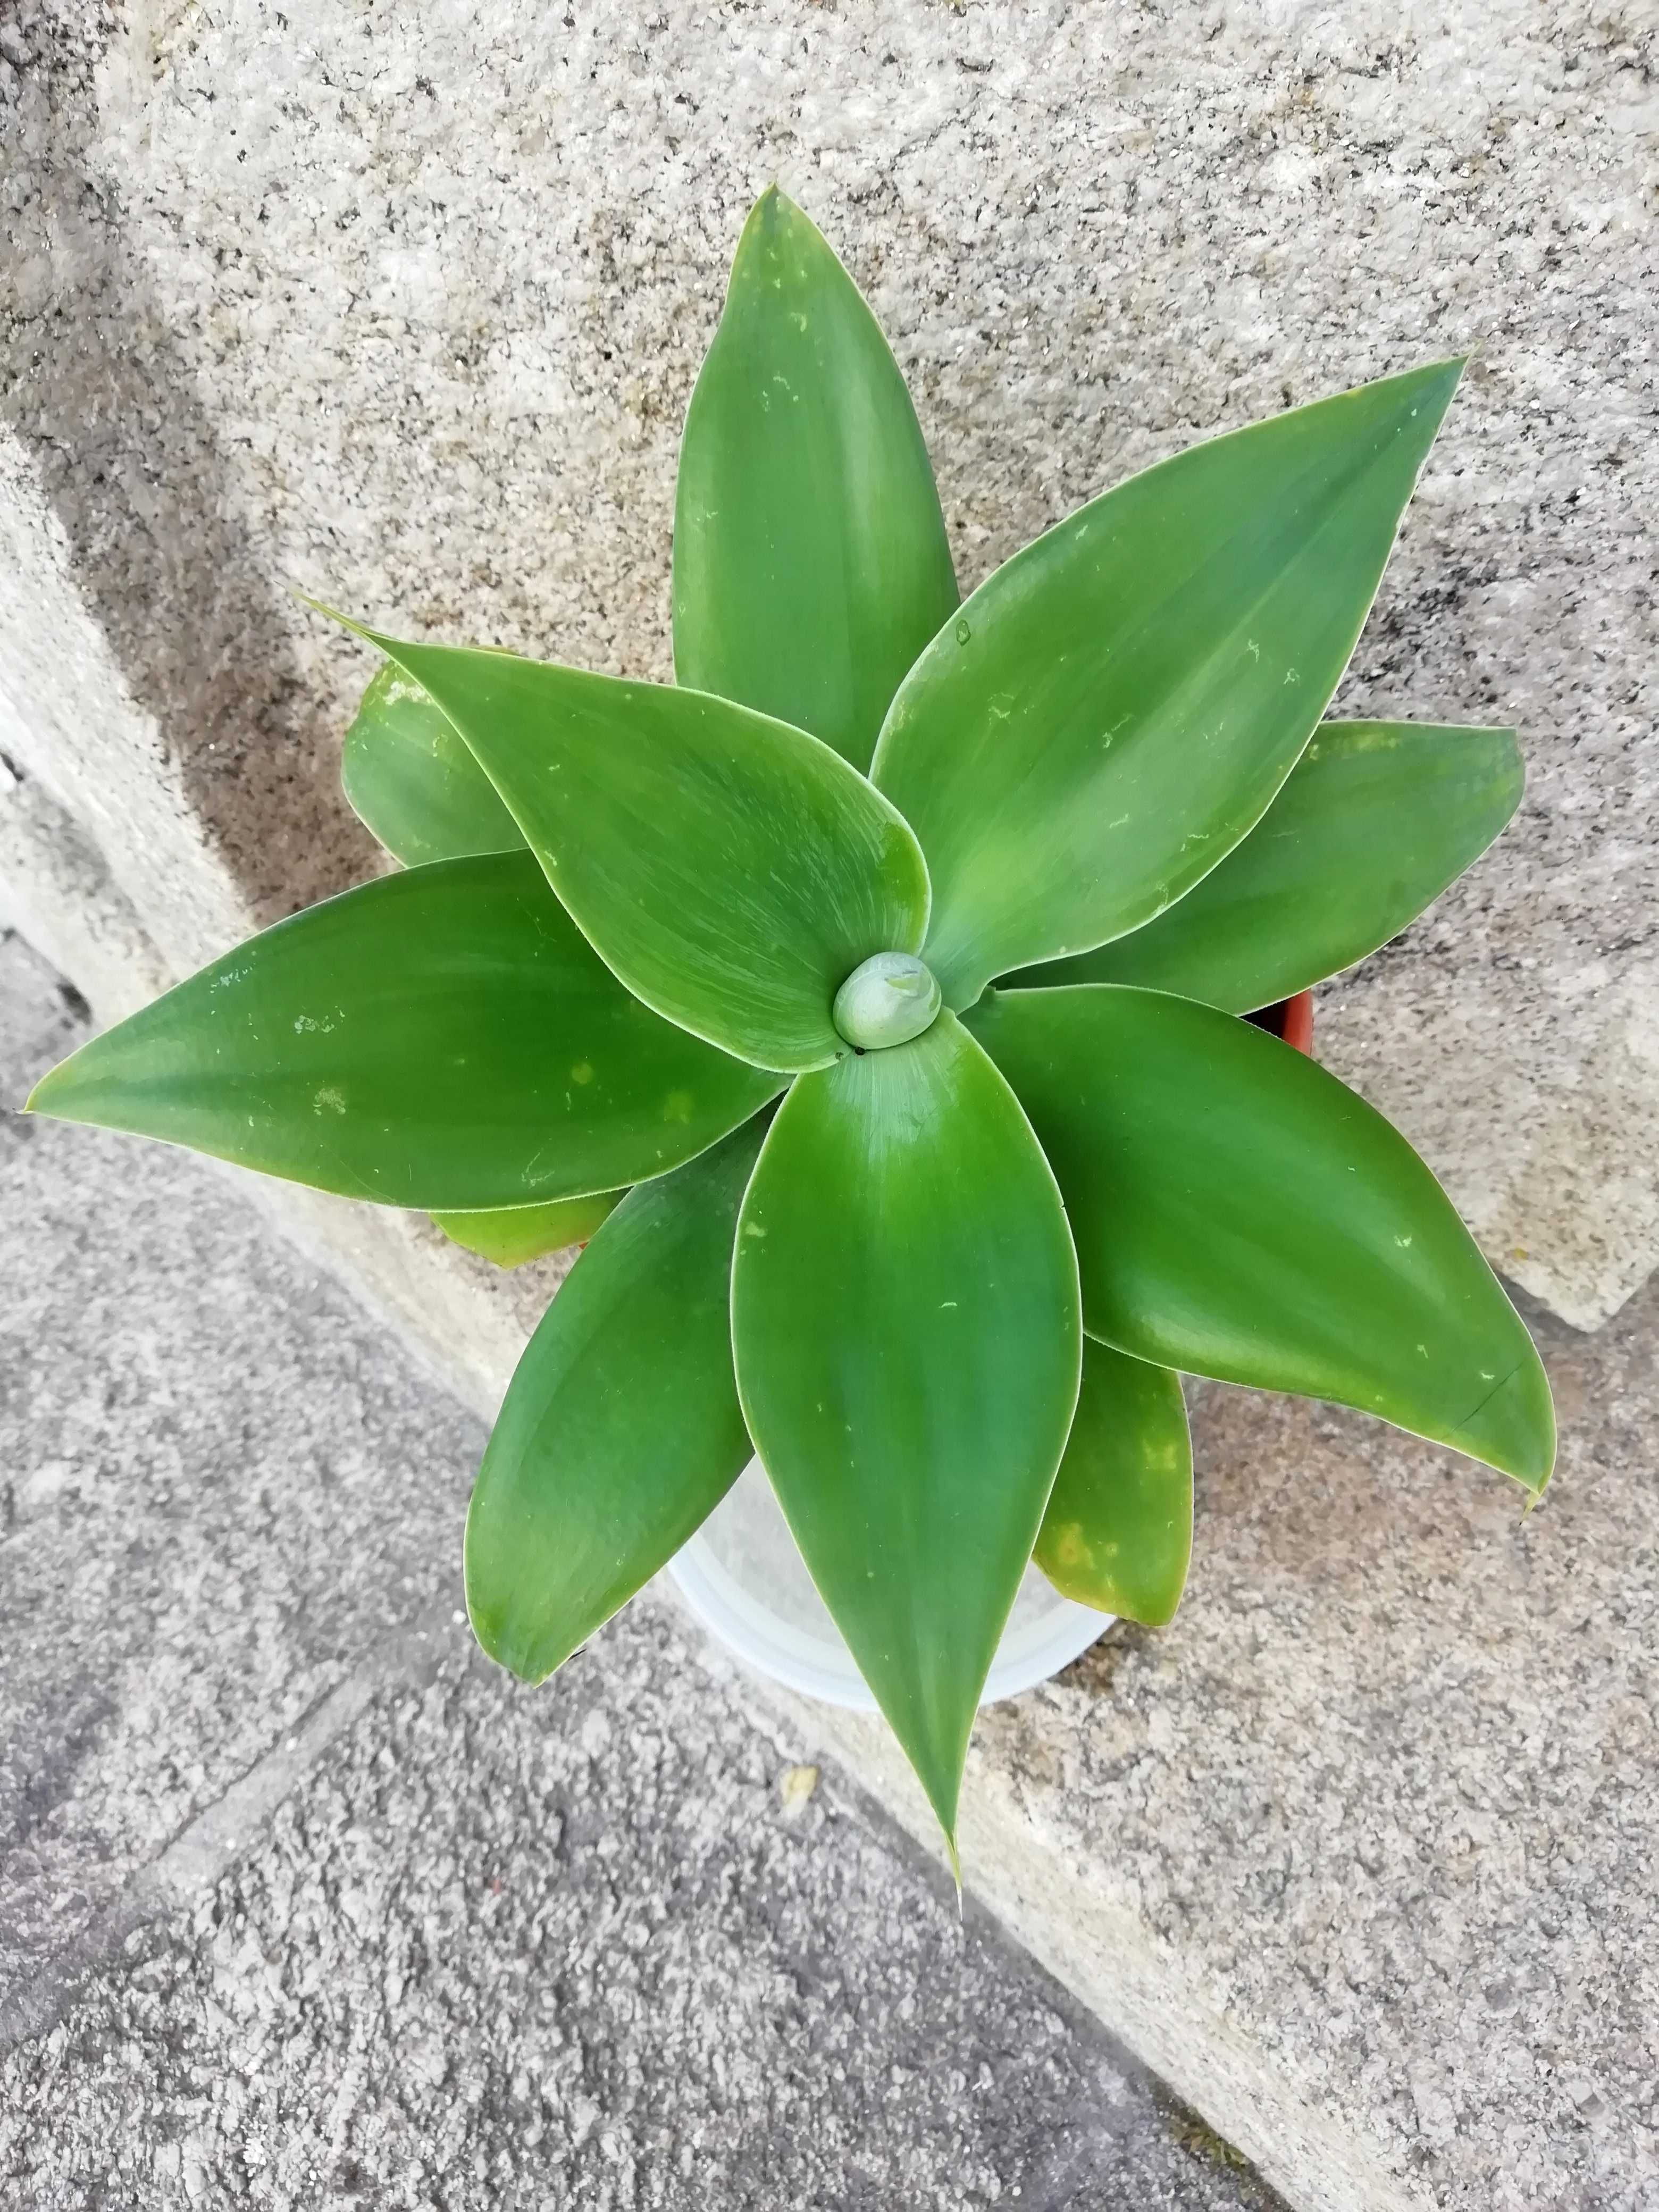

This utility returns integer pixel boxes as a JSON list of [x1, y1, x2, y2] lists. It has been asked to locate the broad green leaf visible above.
[[1011, 722, 1522, 1011], [341, 625, 931, 1074], [872, 362, 1465, 1009], [732, 1011, 1081, 1853], [434, 1189, 623, 1269], [966, 985, 1553, 1492], [341, 662, 528, 867], [1035, 1340, 1192, 1627], [27, 852, 779, 1209], [674, 187, 959, 773], [467, 1118, 764, 1683]]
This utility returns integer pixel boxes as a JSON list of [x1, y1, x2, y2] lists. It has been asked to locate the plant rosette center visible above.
[[832, 951, 942, 1051]]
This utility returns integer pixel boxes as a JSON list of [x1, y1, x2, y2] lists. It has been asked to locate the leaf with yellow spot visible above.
[[1035, 1340, 1192, 1625]]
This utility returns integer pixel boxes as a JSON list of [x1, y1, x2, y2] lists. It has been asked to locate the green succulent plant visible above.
[[27, 189, 1553, 1862]]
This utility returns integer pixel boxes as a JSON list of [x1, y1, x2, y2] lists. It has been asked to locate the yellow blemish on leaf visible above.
[[570, 1061, 594, 1085], [314, 1086, 347, 1116], [663, 1090, 693, 1124], [1051, 1523, 1094, 1571]]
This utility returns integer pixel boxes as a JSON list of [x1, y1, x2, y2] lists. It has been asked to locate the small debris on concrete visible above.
[[778, 1764, 820, 1818]]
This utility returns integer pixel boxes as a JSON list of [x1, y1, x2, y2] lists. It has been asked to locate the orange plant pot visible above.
[[1246, 989, 1314, 1057]]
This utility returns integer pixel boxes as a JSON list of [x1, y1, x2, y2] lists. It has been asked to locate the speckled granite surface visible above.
[[763, 1287, 1659, 2210], [2, 10, 1656, 2209], [3, 0, 1655, 1324], [8, 927, 1656, 2212], [0, 931, 1280, 2212]]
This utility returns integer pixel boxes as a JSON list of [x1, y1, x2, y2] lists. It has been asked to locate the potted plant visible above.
[[27, 190, 1551, 1867]]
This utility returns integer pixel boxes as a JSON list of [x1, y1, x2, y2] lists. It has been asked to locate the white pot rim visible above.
[[666, 1516, 1109, 1711]]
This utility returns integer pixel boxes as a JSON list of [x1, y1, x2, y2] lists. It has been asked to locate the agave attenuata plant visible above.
[[29, 190, 1552, 1859]]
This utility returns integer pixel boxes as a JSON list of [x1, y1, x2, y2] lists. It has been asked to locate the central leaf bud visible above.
[[832, 952, 941, 1051]]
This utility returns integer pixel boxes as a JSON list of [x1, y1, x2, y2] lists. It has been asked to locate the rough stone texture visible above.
[[756, 1293, 1659, 2212], [0, 732, 173, 1025], [3, 6, 1658, 2209], [2, 1653, 1280, 2212], [8, 928, 1658, 2211], [0, 929, 482, 1999], [0, 931, 1276, 2212], [2, 0, 1655, 1323], [0, 4, 379, 949]]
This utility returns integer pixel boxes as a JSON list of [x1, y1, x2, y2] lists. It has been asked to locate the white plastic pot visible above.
[[667, 1456, 1108, 1709]]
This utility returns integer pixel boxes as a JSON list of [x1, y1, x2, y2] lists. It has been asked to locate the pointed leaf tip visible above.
[[968, 984, 1554, 1493], [466, 1117, 765, 1686], [875, 358, 1468, 1007], [738, 184, 825, 257], [26, 853, 778, 1207], [296, 591, 370, 639], [677, 185, 958, 773], [745, 180, 792, 228], [732, 1011, 1080, 1847], [1453, 1348, 1556, 1496]]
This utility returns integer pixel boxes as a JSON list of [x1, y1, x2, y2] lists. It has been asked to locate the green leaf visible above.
[[467, 1118, 764, 1684], [966, 984, 1554, 1492], [1034, 1340, 1192, 1627], [872, 362, 1466, 1010], [341, 625, 931, 1075], [27, 852, 780, 1209], [341, 661, 527, 866], [731, 1011, 1081, 1853], [1011, 722, 1522, 1011], [673, 187, 959, 773], [434, 1189, 623, 1269]]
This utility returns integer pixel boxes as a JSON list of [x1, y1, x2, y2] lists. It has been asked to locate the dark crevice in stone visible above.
[[0, 2, 378, 928]]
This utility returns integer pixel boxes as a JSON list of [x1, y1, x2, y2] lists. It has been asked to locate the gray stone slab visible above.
[[3, 0, 1655, 1325], [0, 928, 482, 1994], [3, 6, 1657, 2203], [0, 929, 1276, 2209], [1, 1637, 1279, 2212], [762, 1289, 1659, 2211]]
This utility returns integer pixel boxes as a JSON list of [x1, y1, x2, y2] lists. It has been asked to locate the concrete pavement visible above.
[[0, 928, 1276, 2210]]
